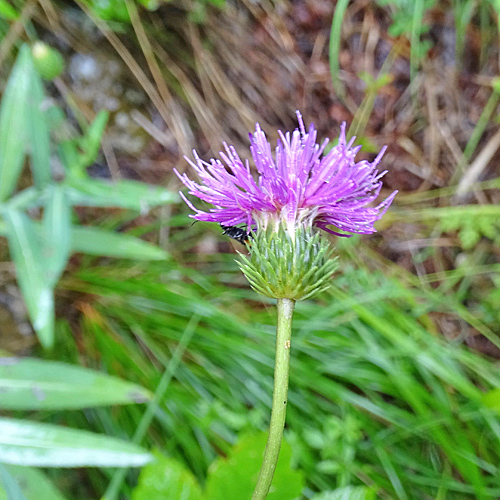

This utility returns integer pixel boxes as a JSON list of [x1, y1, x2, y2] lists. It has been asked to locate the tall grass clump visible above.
[[57, 247, 500, 500]]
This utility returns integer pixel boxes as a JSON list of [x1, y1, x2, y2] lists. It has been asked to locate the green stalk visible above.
[[252, 298, 295, 500], [329, 0, 349, 100]]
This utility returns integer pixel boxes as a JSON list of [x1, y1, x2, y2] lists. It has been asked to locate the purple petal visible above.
[[177, 112, 397, 236]]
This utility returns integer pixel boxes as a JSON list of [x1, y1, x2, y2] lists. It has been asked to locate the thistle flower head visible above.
[[176, 112, 396, 300], [175, 111, 397, 238]]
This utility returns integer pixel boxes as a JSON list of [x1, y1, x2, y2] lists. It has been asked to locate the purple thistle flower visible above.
[[175, 111, 397, 237]]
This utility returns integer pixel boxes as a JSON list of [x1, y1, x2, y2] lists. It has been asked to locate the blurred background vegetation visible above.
[[2, 0, 500, 499]]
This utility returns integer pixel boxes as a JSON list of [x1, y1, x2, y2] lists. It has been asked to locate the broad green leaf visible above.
[[131, 452, 203, 500], [65, 177, 178, 210], [205, 433, 304, 500], [71, 226, 168, 260], [0, 0, 18, 19], [0, 357, 152, 410], [0, 464, 27, 500], [0, 466, 66, 500], [42, 186, 71, 286], [310, 486, 377, 500], [27, 56, 51, 189], [3, 209, 54, 348], [0, 45, 30, 201], [0, 417, 153, 467]]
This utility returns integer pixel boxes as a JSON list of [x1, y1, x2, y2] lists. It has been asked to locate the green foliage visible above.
[[407, 205, 500, 250], [188, 0, 227, 24], [64, 177, 176, 210], [0, 417, 152, 467], [378, 0, 434, 82], [295, 412, 361, 483], [84, 0, 159, 23], [62, 258, 500, 499], [310, 487, 376, 500], [0, 356, 152, 479], [0, 0, 18, 20], [43, 185, 72, 286], [132, 452, 203, 500], [374, 0, 485, 84], [59, 111, 110, 177], [440, 212, 498, 249], [0, 356, 153, 494], [375, 0, 486, 72], [132, 434, 303, 500], [328, 0, 350, 97], [377, 0, 436, 38], [481, 275, 500, 326], [453, 0, 477, 61], [0, 45, 177, 348], [0, 465, 27, 500], [70, 226, 168, 260], [0, 45, 40, 201], [3, 209, 55, 347], [348, 72, 393, 142], [205, 433, 303, 500], [84, 0, 225, 24], [483, 387, 500, 413], [0, 357, 152, 410], [0, 466, 66, 500]]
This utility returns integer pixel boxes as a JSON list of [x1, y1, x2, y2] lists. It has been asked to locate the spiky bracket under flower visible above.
[[238, 225, 339, 300]]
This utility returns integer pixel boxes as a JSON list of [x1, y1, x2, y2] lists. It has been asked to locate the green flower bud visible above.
[[32, 42, 64, 80], [237, 224, 338, 300]]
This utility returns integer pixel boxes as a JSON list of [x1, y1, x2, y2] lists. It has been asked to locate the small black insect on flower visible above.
[[220, 224, 252, 245]]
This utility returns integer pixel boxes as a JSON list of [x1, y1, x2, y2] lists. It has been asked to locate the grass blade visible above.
[[71, 225, 167, 260], [42, 185, 71, 286], [27, 50, 51, 189], [0, 417, 153, 467], [0, 466, 67, 500], [3, 208, 54, 348], [0, 45, 30, 201], [0, 464, 27, 500], [65, 177, 178, 210], [0, 357, 152, 410]]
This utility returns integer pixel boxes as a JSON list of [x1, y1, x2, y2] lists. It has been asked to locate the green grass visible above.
[[53, 243, 500, 500]]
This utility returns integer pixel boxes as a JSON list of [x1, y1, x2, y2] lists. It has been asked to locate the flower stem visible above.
[[252, 297, 295, 500]]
